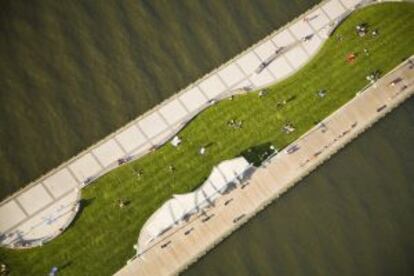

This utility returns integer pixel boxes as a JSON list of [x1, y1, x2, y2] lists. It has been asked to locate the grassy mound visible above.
[[1, 3, 414, 275]]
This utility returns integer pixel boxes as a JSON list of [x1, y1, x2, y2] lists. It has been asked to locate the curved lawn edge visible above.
[[1, 2, 414, 275]]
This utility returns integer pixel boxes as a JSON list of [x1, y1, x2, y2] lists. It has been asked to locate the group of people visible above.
[[356, 23, 378, 38], [282, 122, 296, 134], [356, 23, 368, 37], [366, 70, 381, 84], [227, 119, 243, 129], [346, 23, 380, 65]]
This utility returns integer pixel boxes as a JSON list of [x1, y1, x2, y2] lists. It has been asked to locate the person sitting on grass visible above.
[[49, 266, 58, 276], [1, 263, 8, 275], [347, 52, 356, 64], [117, 199, 129, 209], [258, 89, 268, 97], [317, 89, 327, 98], [133, 168, 143, 180], [276, 99, 287, 109], [169, 165, 175, 173]]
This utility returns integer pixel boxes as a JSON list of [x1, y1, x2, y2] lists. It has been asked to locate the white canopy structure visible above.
[[137, 157, 250, 253]]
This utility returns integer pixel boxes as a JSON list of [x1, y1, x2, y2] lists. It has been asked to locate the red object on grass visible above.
[[347, 52, 356, 64]]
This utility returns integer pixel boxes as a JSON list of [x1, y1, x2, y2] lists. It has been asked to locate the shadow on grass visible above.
[[67, 198, 95, 229], [58, 260, 72, 271], [240, 142, 275, 167]]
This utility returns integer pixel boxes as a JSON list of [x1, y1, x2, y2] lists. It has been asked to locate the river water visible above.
[[184, 97, 414, 275]]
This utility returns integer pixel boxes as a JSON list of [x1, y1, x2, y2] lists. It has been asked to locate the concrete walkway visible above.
[[0, 0, 366, 248], [115, 56, 414, 276]]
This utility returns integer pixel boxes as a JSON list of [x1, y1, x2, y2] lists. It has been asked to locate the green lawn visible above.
[[1, 3, 414, 276], [0, 0, 320, 200]]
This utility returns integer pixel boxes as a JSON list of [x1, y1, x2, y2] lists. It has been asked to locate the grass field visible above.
[[0, 0, 320, 200], [1, 2, 414, 276]]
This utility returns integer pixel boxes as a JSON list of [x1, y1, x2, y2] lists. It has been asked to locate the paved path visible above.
[[115, 56, 414, 276], [0, 0, 368, 247]]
